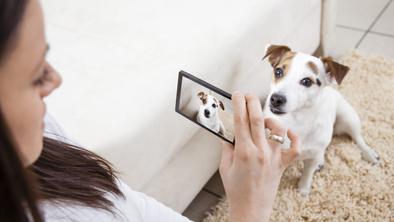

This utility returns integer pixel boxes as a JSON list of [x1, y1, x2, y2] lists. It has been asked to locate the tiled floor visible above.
[[331, 0, 394, 58], [183, 0, 394, 221]]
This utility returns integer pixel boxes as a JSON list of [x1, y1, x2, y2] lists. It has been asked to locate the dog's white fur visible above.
[[196, 92, 225, 135], [262, 45, 380, 196]]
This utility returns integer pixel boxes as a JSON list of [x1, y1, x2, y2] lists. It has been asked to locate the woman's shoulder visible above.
[[40, 179, 192, 222], [114, 180, 192, 222], [39, 179, 144, 221]]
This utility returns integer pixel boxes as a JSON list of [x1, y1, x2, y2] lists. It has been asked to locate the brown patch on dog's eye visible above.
[[272, 51, 295, 83], [307, 61, 319, 75]]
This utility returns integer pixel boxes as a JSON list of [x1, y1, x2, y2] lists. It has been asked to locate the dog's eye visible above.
[[212, 104, 217, 108], [274, 68, 284, 78], [300, 78, 312, 87]]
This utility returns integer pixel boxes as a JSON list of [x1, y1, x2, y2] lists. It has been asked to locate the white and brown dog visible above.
[[262, 45, 380, 196], [196, 91, 226, 135]]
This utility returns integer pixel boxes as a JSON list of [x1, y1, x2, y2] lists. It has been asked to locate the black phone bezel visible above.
[[175, 70, 234, 144]]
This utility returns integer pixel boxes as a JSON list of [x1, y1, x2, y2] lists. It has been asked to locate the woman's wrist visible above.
[[229, 198, 274, 222], [227, 182, 280, 222], [228, 203, 273, 222]]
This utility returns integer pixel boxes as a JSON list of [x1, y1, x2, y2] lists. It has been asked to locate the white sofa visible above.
[[43, 0, 337, 212]]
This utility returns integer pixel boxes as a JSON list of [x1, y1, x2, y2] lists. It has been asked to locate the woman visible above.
[[0, 0, 300, 221]]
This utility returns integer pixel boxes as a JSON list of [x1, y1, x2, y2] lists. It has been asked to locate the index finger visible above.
[[245, 94, 267, 145], [232, 91, 252, 146]]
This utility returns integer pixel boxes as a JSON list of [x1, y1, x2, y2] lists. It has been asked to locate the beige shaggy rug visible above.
[[203, 51, 394, 222]]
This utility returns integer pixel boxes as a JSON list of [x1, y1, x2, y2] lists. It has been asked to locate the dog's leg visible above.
[[298, 152, 324, 197], [334, 98, 380, 164]]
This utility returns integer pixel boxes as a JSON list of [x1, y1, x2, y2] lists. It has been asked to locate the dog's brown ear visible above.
[[219, 101, 225, 110], [262, 44, 291, 67], [320, 57, 350, 85], [197, 91, 207, 104]]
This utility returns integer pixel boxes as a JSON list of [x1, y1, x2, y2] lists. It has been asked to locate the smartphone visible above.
[[175, 70, 235, 144]]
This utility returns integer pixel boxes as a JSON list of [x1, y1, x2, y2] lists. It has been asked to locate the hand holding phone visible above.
[[220, 92, 300, 222]]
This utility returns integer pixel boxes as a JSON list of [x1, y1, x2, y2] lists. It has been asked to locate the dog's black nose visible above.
[[204, 109, 210, 117], [270, 93, 287, 107]]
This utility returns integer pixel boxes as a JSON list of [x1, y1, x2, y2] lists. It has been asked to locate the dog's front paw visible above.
[[298, 179, 311, 197], [361, 149, 380, 165], [298, 186, 311, 197]]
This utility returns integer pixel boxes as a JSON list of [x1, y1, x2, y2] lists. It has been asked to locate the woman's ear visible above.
[[262, 44, 291, 67], [320, 57, 350, 85], [219, 101, 225, 110]]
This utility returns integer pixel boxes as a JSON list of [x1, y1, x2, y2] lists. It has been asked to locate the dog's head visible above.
[[197, 91, 225, 119], [263, 44, 349, 115]]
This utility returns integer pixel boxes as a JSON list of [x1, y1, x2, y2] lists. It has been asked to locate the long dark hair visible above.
[[0, 0, 123, 221]]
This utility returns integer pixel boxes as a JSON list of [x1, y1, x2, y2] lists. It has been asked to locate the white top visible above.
[[42, 114, 192, 222], [39, 180, 192, 222]]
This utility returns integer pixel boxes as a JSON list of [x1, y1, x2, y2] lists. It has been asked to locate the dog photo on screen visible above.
[[178, 76, 234, 143]]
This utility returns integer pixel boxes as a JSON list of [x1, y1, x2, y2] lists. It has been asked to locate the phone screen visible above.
[[175, 70, 235, 144]]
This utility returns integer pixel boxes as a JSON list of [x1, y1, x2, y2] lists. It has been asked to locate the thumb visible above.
[[219, 141, 234, 175], [281, 129, 300, 167]]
